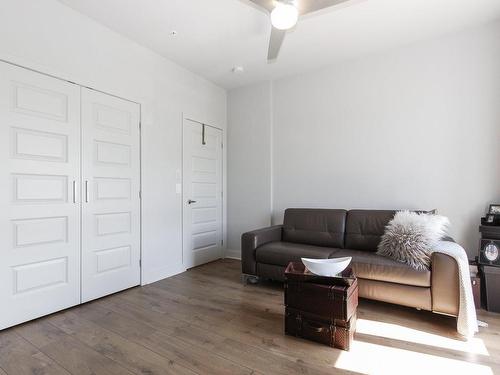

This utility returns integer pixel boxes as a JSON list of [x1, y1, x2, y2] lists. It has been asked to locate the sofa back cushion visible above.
[[345, 210, 396, 251], [283, 208, 347, 248]]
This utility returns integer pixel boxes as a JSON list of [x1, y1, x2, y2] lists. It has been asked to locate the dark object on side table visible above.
[[479, 226, 500, 267], [284, 262, 358, 350], [482, 214, 500, 226], [481, 204, 500, 226]]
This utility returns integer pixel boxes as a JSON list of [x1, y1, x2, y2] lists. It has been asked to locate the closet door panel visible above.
[[0, 62, 81, 330], [81, 88, 140, 302]]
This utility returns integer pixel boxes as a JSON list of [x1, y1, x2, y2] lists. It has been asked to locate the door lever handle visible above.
[[188, 199, 197, 204]]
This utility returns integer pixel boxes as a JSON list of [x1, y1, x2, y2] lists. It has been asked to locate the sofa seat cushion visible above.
[[256, 241, 337, 267], [330, 249, 431, 287]]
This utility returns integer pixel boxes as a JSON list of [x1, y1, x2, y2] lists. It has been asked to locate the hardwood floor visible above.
[[0, 259, 499, 375]]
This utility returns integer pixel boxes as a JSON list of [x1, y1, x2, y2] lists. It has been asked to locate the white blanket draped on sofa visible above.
[[432, 240, 478, 338]]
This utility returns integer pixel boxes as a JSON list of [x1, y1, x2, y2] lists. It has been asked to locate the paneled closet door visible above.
[[182, 120, 223, 268], [81, 88, 141, 303], [0, 62, 81, 330]]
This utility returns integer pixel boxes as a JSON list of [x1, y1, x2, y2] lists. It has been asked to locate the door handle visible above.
[[72, 180, 77, 203], [85, 180, 90, 203], [188, 199, 197, 204]]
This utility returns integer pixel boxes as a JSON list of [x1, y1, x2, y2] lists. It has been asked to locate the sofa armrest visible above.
[[431, 250, 460, 316], [241, 225, 283, 275]]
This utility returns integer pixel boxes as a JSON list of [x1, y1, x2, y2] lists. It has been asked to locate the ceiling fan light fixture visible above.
[[270, 3, 298, 30]]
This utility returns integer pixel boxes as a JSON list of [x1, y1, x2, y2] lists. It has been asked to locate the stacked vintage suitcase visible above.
[[284, 262, 358, 351]]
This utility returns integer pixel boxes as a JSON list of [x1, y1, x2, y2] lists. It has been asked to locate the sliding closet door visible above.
[[0, 62, 81, 329], [81, 88, 141, 302]]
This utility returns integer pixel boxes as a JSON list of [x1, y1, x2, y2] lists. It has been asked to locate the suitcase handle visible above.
[[303, 321, 326, 333]]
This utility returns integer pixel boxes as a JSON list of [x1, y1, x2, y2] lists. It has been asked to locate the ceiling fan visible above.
[[247, 0, 351, 60]]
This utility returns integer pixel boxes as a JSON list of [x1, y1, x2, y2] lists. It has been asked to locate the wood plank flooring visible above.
[[1, 259, 499, 375]]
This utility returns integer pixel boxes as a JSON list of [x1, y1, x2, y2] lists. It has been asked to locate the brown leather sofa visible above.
[[241, 208, 459, 316]]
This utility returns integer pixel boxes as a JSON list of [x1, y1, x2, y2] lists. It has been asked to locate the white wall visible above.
[[228, 20, 500, 257], [0, 0, 227, 283], [226, 82, 272, 256]]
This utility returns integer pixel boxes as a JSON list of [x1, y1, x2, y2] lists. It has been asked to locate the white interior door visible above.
[[0, 62, 81, 329], [81, 88, 141, 303], [183, 119, 223, 268]]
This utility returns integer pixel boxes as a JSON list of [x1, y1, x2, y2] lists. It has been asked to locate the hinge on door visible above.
[[221, 142, 223, 149], [221, 240, 224, 246], [139, 259, 142, 267], [139, 121, 142, 130], [139, 190, 142, 199]]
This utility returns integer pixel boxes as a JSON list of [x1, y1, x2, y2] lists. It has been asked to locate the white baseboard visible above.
[[224, 248, 241, 260], [141, 264, 186, 286]]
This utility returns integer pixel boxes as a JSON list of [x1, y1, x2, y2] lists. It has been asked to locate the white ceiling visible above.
[[57, 0, 500, 89]]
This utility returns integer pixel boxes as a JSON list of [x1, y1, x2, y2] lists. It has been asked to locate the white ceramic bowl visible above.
[[301, 257, 352, 277]]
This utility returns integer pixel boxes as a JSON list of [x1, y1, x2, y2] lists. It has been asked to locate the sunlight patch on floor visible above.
[[356, 318, 489, 355], [334, 340, 493, 375]]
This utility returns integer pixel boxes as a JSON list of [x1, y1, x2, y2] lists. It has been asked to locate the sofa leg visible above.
[[241, 274, 259, 285]]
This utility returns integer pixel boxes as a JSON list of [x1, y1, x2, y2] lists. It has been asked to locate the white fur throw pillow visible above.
[[377, 211, 450, 271]]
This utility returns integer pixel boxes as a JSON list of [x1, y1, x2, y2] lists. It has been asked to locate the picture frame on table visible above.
[[489, 204, 500, 216], [486, 214, 495, 224]]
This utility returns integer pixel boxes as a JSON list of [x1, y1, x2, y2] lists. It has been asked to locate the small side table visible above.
[[284, 262, 358, 351], [478, 225, 500, 312]]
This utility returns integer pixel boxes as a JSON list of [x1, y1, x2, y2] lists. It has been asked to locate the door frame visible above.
[[0, 59, 143, 286], [182, 115, 225, 268]]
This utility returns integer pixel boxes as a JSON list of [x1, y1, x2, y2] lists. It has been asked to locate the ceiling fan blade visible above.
[[268, 27, 287, 61], [297, 0, 351, 15], [247, 0, 275, 13]]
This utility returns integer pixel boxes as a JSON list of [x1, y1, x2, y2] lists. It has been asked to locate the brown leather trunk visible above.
[[284, 262, 358, 350], [285, 308, 357, 351], [285, 278, 358, 322], [284, 263, 358, 320]]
